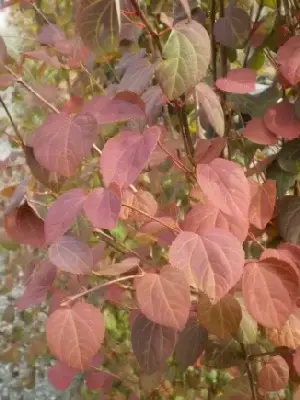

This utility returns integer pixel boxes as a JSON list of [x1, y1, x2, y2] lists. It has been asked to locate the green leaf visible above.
[[259, 0, 276, 8], [235, 294, 258, 345], [266, 160, 296, 197], [155, 20, 211, 100], [76, 0, 120, 53], [248, 50, 265, 71], [277, 196, 300, 244], [278, 139, 300, 174]]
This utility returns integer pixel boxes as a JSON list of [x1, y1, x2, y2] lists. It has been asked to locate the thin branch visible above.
[[0, 96, 24, 146], [158, 140, 192, 174], [176, 100, 195, 166], [240, 343, 258, 400], [129, 0, 163, 55]]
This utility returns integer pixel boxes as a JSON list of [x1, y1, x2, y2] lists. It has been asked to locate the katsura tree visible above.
[[3, 0, 300, 399]]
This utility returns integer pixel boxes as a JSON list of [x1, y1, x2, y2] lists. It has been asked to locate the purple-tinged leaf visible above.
[[142, 85, 164, 124], [91, 242, 106, 265], [83, 187, 121, 229], [118, 57, 156, 95], [16, 260, 57, 311], [45, 189, 87, 244], [48, 235, 93, 274], [32, 112, 98, 177], [38, 23, 66, 46], [131, 313, 177, 375], [48, 361, 78, 391], [100, 126, 160, 188]]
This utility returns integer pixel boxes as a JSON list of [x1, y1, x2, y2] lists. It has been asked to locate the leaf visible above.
[[258, 355, 289, 392], [93, 257, 140, 276], [243, 258, 300, 328], [82, 91, 146, 125], [4, 179, 29, 216], [46, 301, 105, 370], [204, 339, 245, 369], [235, 294, 258, 345], [48, 361, 78, 391], [248, 179, 276, 230], [118, 57, 156, 95], [216, 68, 256, 94], [48, 235, 93, 274], [182, 202, 249, 242], [85, 371, 114, 391], [16, 260, 57, 311], [197, 292, 242, 340], [32, 112, 98, 177], [196, 158, 250, 220], [278, 196, 300, 244], [24, 146, 66, 192], [195, 83, 224, 137], [83, 188, 120, 230], [213, 7, 251, 48], [174, 316, 208, 371], [38, 23, 66, 46], [267, 309, 300, 349], [155, 20, 210, 100], [45, 189, 87, 244], [76, 0, 119, 52], [264, 100, 300, 140], [277, 36, 300, 85], [91, 242, 106, 265], [243, 118, 278, 145], [0, 73, 17, 89], [131, 313, 177, 375], [100, 126, 160, 188], [4, 202, 46, 248], [168, 229, 244, 302], [135, 265, 190, 330], [194, 138, 227, 164], [266, 160, 296, 197], [23, 49, 62, 68], [141, 85, 164, 124], [278, 138, 300, 174], [0, 36, 7, 65]]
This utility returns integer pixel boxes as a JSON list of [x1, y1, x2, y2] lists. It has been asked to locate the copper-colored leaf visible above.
[[46, 301, 105, 370], [248, 179, 276, 230], [267, 309, 300, 349]]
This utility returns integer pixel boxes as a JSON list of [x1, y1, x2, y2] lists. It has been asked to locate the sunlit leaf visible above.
[[248, 179, 276, 230], [243, 118, 278, 145], [46, 301, 105, 370], [235, 293, 258, 345], [194, 138, 227, 164], [155, 20, 210, 100], [216, 68, 256, 94], [264, 100, 300, 140], [267, 309, 300, 349]]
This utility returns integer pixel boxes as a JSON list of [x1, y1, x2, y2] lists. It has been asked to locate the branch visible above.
[[0, 96, 24, 146], [129, 0, 163, 55], [176, 99, 195, 166], [240, 343, 258, 400]]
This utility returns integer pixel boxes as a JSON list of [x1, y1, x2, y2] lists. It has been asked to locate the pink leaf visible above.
[[243, 118, 278, 145], [258, 356, 289, 392], [16, 260, 57, 311], [263, 100, 300, 140], [48, 235, 93, 274], [135, 265, 191, 330], [23, 50, 62, 68], [91, 242, 106, 265], [216, 68, 256, 94], [169, 229, 244, 302], [100, 126, 160, 188], [196, 158, 250, 219], [82, 91, 145, 125], [182, 203, 249, 242], [194, 138, 227, 164], [248, 179, 276, 230], [38, 23, 66, 46], [243, 258, 300, 328], [32, 112, 98, 177], [85, 370, 114, 391], [45, 189, 87, 244], [48, 361, 78, 391], [83, 188, 120, 229]]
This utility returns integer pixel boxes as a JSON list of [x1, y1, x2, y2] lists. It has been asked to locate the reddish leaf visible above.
[[194, 138, 227, 164], [215, 68, 256, 94], [91, 242, 106, 265], [135, 266, 190, 330], [118, 57, 155, 95], [182, 203, 249, 242], [169, 229, 244, 302], [213, 7, 251, 48], [0, 73, 17, 89], [195, 83, 224, 137], [100, 126, 160, 188], [32, 112, 98, 177], [267, 309, 300, 349], [4, 179, 29, 216], [243, 118, 278, 145], [248, 179, 276, 230], [277, 36, 300, 85], [131, 313, 177, 375], [61, 96, 84, 115], [46, 301, 105, 370], [48, 235, 93, 274], [45, 189, 87, 244], [23, 49, 62, 68], [4, 202, 46, 248], [16, 260, 56, 311], [85, 370, 114, 391], [48, 361, 78, 391], [82, 91, 145, 125], [264, 100, 300, 140], [196, 158, 250, 220], [243, 258, 300, 328], [258, 356, 289, 392], [83, 188, 120, 229], [174, 316, 208, 371], [38, 23, 66, 46], [93, 257, 139, 276]]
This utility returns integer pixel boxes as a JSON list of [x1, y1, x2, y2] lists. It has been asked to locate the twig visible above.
[[60, 272, 145, 306], [0, 96, 24, 146], [177, 99, 195, 166], [129, 0, 163, 55], [158, 140, 192, 174], [240, 343, 258, 400]]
